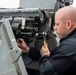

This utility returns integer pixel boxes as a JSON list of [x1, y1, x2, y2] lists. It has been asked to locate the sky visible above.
[[72, 0, 76, 7], [0, 0, 75, 8], [0, 0, 20, 8]]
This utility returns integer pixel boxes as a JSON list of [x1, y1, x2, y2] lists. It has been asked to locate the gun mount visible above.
[[0, 0, 73, 75]]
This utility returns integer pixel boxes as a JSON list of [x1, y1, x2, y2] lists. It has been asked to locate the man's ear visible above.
[[66, 20, 72, 29]]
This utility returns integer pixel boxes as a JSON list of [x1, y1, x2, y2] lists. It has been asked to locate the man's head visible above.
[[54, 6, 76, 39]]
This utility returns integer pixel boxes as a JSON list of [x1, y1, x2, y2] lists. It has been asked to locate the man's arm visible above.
[[39, 43, 76, 75]]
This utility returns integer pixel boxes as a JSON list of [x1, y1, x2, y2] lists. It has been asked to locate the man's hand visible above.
[[17, 38, 30, 53], [40, 42, 50, 57]]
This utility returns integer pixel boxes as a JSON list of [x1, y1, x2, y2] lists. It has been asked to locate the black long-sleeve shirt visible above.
[[29, 29, 76, 75]]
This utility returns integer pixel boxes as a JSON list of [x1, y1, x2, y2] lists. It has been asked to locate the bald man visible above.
[[40, 6, 76, 75], [17, 6, 76, 75]]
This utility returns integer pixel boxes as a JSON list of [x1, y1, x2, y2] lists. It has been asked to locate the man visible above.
[[17, 6, 76, 75]]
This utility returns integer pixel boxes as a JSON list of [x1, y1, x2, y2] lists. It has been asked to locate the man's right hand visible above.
[[40, 42, 50, 57], [17, 38, 30, 53]]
